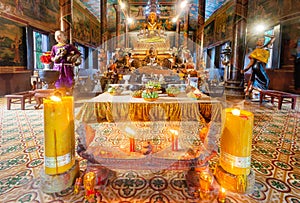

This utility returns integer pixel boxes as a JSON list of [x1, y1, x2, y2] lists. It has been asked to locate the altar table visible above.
[[76, 92, 221, 124], [75, 92, 222, 170]]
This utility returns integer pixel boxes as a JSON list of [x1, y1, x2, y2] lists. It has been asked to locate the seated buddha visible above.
[[138, 12, 165, 43], [144, 12, 161, 36], [144, 46, 158, 66]]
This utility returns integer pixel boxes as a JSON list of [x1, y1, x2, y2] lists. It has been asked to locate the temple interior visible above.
[[0, 0, 299, 203]]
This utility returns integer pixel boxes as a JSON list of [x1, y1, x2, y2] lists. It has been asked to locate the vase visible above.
[[44, 63, 50, 70]]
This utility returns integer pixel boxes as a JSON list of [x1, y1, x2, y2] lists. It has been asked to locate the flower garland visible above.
[[40, 51, 52, 64]]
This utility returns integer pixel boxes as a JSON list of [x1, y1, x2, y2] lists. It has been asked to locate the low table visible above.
[[5, 91, 35, 110], [33, 89, 55, 109], [259, 90, 297, 110]]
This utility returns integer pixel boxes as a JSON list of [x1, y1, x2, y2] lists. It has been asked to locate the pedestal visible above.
[[214, 164, 255, 194], [224, 80, 245, 100], [40, 160, 80, 193]]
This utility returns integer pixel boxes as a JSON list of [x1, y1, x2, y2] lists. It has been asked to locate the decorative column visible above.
[[100, 0, 108, 70], [100, 0, 108, 46], [125, 20, 129, 48], [59, 0, 72, 43], [196, 0, 206, 69], [176, 19, 181, 47], [224, 0, 248, 99], [183, 4, 190, 48], [113, 4, 121, 48]]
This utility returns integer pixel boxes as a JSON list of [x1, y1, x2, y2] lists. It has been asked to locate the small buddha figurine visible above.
[[144, 46, 158, 66], [83, 172, 96, 202]]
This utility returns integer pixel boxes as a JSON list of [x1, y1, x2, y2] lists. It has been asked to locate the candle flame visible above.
[[50, 95, 62, 102], [231, 108, 240, 116], [221, 187, 226, 193], [125, 126, 136, 136], [170, 129, 178, 135]]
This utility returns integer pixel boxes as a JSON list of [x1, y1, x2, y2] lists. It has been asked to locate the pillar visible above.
[[224, 0, 248, 99], [100, 0, 108, 46], [196, 0, 206, 69], [59, 0, 72, 43], [113, 4, 121, 48], [176, 20, 181, 47], [183, 5, 190, 48]]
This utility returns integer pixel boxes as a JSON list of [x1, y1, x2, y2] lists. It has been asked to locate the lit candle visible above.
[[125, 126, 136, 152], [129, 137, 135, 152], [220, 108, 254, 176], [218, 187, 226, 203], [44, 96, 75, 175], [170, 129, 178, 151]]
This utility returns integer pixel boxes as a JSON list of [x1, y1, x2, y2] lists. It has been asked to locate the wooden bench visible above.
[[5, 91, 35, 110], [259, 90, 297, 110]]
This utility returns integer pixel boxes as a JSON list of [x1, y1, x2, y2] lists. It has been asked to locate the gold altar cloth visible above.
[[76, 92, 221, 124]]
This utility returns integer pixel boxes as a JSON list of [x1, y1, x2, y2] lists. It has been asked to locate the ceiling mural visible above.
[[79, 0, 101, 19], [205, 0, 227, 19]]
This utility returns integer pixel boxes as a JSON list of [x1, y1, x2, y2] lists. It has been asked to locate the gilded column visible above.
[[59, 0, 72, 43], [225, 0, 248, 99]]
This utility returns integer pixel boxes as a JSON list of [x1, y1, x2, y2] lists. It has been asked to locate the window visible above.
[[264, 28, 274, 69], [76, 44, 86, 69], [33, 31, 49, 69]]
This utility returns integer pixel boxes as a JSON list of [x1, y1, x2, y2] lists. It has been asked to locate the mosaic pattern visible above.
[[0, 97, 299, 202]]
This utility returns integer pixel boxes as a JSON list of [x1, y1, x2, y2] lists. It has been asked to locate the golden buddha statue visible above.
[[138, 12, 165, 43], [144, 12, 161, 36]]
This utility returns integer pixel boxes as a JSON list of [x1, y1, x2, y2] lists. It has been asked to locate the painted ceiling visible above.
[[79, 0, 227, 21]]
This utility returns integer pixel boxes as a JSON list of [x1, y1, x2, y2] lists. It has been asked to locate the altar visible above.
[[76, 92, 221, 123], [75, 92, 222, 171]]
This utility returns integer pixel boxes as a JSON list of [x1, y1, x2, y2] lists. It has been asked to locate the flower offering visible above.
[[40, 51, 52, 64]]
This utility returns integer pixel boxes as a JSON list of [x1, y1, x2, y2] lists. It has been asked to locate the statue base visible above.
[[225, 80, 245, 100], [40, 160, 80, 193], [214, 164, 255, 194]]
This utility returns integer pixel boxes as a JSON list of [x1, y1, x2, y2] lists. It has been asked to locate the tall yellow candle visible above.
[[220, 108, 254, 176], [44, 96, 75, 175]]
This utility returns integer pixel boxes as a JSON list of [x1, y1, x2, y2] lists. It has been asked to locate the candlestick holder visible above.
[[199, 171, 213, 201], [214, 164, 255, 193], [217, 187, 226, 203]]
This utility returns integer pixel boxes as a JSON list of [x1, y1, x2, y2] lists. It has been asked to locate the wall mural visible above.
[[73, 1, 101, 46], [204, 20, 215, 47], [107, 4, 117, 33], [203, 1, 235, 47], [73, 8, 91, 44], [247, 0, 280, 33], [188, 1, 198, 31], [214, 4, 234, 42], [0, 0, 59, 29], [0, 17, 26, 66]]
